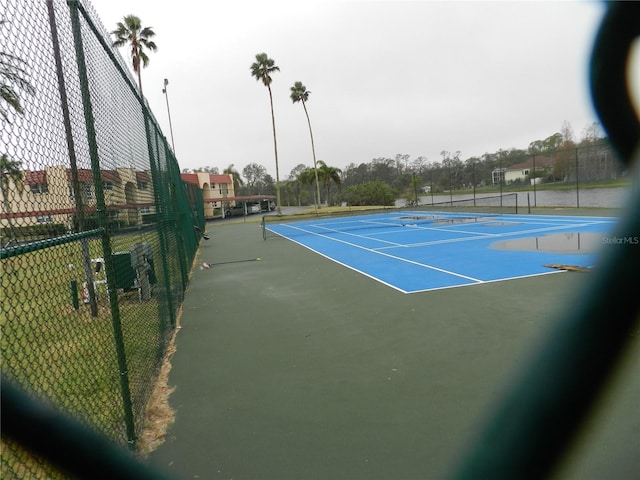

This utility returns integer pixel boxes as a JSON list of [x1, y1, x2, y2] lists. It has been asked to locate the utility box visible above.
[[130, 242, 154, 300], [112, 252, 137, 291], [130, 242, 152, 268]]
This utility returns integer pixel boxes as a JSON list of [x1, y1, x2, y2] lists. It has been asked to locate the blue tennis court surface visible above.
[[266, 212, 618, 293]]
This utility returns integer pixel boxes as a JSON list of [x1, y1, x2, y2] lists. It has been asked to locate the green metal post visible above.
[[71, 280, 79, 310], [576, 147, 580, 208], [67, 0, 137, 450], [47, 0, 98, 317], [532, 155, 537, 207], [147, 123, 176, 327]]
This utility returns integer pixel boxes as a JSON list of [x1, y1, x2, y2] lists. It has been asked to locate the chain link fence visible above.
[[1, 0, 203, 476], [413, 141, 627, 209]]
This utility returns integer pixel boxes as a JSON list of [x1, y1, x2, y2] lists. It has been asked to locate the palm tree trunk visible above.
[[267, 85, 281, 214], [134, 49, 143, 97], [302, 101, 321, 211], [326, 181, 331, 207], [137, 67, 143, 97]]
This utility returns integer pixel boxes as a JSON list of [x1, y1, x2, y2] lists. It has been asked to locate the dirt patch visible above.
[[137, 309, 181, 456]]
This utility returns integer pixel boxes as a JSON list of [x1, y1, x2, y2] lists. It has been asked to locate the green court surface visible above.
[[148, 214, 639, 480]]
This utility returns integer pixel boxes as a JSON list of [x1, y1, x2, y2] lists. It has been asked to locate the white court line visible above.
[[311, 223, 408, 247], [495, 215, 617, 226], [266, 230, 410, 293], [276, 223, 483, 282], [408, 270, 563, 294]]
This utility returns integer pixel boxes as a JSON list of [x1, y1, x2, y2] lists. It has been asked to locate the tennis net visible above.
[[262, 193, 518, 240]]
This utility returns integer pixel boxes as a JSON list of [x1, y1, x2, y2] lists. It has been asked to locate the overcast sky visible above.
[[89, 0, 611, 180]]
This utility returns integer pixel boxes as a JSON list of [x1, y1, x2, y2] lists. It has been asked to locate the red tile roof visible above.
[[181, 173, 199, 185], [25, 170, 47, 185], [136, 171, 150, 183], [67, 168, 93, 182], [210, 174, 232, 184], [101, 170, 121, 183]]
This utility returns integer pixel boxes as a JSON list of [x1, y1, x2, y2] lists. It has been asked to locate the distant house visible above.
[[504, 156, 555, 184], [180, 172, 234, 219]]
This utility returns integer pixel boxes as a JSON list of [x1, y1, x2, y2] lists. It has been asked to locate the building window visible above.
[[69, 183, 94, 200], [137, 181, 148, 190], [103, 182, 113, 190], [36, 215, 53, 223], [492, 168, 505, 185], [140, 207, 151, 214], [30, 183, 48, 194]]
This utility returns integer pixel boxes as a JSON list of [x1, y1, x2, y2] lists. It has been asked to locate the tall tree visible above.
[[111, 15, 157, 97], [316, 160, 341, 206], [250, 52, 281, 214], [290, 81, 321, 210], [243, 162, 267, 193], [561, 120, 575, 145], [580, 121, 602, 145]]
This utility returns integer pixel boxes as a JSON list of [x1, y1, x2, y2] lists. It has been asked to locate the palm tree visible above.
[[316, 160, 342, 206], [290, 81, 321, 211], [1, 26, 35, 122], [111, 15, 157, 97], [297, 168, 317, 206], [250, 53, 281, 214], [2, 21, 33, 244], [223, 164, 244, 194]]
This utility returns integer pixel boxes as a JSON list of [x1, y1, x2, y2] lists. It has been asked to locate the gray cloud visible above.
[[92, 0, 606, 178]]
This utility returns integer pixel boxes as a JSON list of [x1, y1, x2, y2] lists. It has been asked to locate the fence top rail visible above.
[[0, 228, 103, 260]]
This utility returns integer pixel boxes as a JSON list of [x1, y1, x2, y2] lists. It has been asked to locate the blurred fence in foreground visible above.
[[1, 0, 203, 477]]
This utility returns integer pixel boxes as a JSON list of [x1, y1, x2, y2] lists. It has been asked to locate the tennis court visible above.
[[149, 213, 638, 479], [264, 212, 618, 293]]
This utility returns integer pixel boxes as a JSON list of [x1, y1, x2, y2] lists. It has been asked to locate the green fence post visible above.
[[71, 280, 79, 310], [576, 147, 580, 207], [147, 120, 177, 327], [67, 0, 137, 450], [47, 0, 99, 317]]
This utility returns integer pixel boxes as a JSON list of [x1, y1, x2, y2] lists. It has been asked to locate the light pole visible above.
[[162, 78, 176, 153]]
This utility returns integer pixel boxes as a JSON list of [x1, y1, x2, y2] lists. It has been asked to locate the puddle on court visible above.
[[432, 216, 496, 225], [482, 221, 519, 227], [491, 231, 603, 253], [400, 215, 439, 221]]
